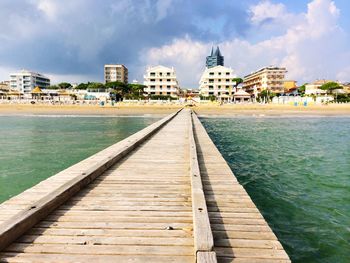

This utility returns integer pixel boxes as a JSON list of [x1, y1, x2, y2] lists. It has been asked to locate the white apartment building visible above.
[[243, 66, 287, 95], [10, 70, 50, 94], [199, 65, 235, 101], [104, 64, 128, 84], [305, 80, 331, 95], [143, 66, 180, 98]]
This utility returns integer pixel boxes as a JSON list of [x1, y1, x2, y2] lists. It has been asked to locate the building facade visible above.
[[206, 47, 224, 68], [143, 66, 180, 98], [243, 66, 287, 95], [199, 65, 235, 101], [305, 80, 332, 95], [10, 70, 50, 94], [104, 64, 128, 84], [0, 81, 10, 91]]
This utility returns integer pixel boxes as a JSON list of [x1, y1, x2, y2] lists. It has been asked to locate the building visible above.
[[199, 65, 235, 101], [305, 80, 332, 95], [0, 81, 10, 91], [206, 46, 224, 68], [10, 70, 50, 94], [243, 66, 287, 95], [104, 64, 128, 84], [143, 66, 180, 98], [284, 80, 297, 91]]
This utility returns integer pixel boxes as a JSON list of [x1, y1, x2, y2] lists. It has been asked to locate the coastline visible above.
[[0, 103, 350, 117]]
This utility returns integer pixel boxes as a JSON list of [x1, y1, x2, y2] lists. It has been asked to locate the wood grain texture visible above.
[[192, 111, 291, 262], [0, 109, 290, 263]]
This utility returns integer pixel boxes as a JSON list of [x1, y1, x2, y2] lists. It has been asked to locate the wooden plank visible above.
[[0, 109, 181, 251], [0, 253, 194, 263], [5, 243, 194, 255], [18, 235, 194, 246], [188, 110, 216, 262], [29, 228, 191, 238], [197, 251, 218, 263]]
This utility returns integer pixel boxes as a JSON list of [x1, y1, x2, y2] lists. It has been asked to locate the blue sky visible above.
[[0, 0, 349, 88]]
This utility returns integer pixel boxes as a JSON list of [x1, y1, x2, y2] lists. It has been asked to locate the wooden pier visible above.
[[0, 109, 290, 262]]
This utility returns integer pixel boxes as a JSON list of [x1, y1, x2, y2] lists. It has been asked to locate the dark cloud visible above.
[[0, 0, 252, 82]]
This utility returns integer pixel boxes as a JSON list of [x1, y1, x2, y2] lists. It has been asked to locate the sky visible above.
[[0, 0, 350, 88]]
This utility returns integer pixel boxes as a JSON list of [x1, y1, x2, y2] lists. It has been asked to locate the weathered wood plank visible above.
[[192, 112, 290, 262], [189, 110, 216, 262], [0, 110, 182, 251]]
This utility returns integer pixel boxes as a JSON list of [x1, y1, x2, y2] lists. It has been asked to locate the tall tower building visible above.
[[206, 46, 224, 68], [104, 64, 128, 84]]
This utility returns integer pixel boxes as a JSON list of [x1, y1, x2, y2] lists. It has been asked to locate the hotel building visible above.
[[10, 70, 50, 94], [243, 66, 287, 94], [143, 66, 180, 98], [199, 65, 235, 101], [104, 64, 128, 84], [206, 46, 224, 68]]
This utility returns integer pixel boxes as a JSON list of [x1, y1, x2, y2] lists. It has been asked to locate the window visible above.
[[167, 85, 171, 89], [218, 72, 222, 75], [226, 79, 230, 82], [167, 92, 171, 95], [167, 79, 171, 82], [167, 72, 171, 76], [226, 72, 230, 75], [150, 73, 155, 76], [209, 72, 214, 75], [150, 79, 155, 82]]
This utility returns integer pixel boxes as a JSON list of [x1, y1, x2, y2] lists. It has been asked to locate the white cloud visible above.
[[250, 0, 288, 24], [37, 0, 59, 20], [141, 0, 350, 87]]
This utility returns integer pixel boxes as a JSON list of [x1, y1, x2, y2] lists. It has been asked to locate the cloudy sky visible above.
[[0, 0, 349, 88]]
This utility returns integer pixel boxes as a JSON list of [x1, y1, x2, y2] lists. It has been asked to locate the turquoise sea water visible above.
[[0, 116, 158, 203], [201, 117, 350, 263]]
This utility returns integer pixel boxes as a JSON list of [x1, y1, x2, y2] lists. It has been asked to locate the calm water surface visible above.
[[201, 117, 350, 263], [0, 116, 158, 203]]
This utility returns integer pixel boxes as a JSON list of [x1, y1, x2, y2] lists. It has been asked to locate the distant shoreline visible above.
[[0, 103, 350, 117]]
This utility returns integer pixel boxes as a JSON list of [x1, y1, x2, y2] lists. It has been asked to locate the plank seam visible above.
[[0, 109, 182, 251]]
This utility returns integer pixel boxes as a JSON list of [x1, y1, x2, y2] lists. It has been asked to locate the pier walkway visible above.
[[0, 109, 290, 262]]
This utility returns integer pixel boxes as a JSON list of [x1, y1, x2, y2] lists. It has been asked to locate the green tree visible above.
[[127, 84, 145, 98], [46, 85, 59, 90], [75, 83, 89, 90], [232, 78, 243, 86], [87, 82, 105, 91], [298, 84, 307, 95], [58, 82, 72, 90], [258, 89, 276, 102], [104, 81, 129, 101], [320, 82, 342, 94]]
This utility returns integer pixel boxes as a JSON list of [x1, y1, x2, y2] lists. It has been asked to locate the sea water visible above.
[[0, 116, 158, 203], [201, 116, 350, 263]]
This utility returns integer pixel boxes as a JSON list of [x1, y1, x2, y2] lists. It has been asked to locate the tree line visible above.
[[47, 82, 146, 100]]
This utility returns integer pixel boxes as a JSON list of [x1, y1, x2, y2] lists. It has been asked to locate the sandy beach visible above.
[[0, 103, 350, 117]]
